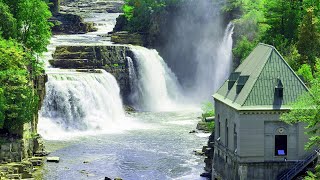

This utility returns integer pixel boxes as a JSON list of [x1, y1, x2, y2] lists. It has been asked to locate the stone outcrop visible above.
[[50, 13, 97, 35], [0, 74, 47, 179], [0, 74, 47, 163], [0, 157, 45, 179], [202, 133, 215, 179], [111, 31, 145, 46], [60, 0, 124, 14], [49, 45, 133, 103]]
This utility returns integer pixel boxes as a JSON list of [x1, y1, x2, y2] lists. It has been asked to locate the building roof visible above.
[[213, 43, 309, 111]]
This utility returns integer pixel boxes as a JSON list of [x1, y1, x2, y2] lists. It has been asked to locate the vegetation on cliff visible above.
[[0, 0, 51, 133], [121, 0, 179, 32], [226, 0, 320, 82]]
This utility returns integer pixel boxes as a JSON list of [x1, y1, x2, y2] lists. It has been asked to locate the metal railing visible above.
[[277, 148, 320, 180]]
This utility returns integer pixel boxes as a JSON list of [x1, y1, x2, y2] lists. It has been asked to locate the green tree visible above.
[[281, 69, 320, 150], [297, 8, 320, 71], [297, 64, 314, 86], [0, 88, 5, 128], [0, 38, 39, 132], [0, 1, 17, 39], [16, 0, 52, 53], [123, 0, 168, 32]]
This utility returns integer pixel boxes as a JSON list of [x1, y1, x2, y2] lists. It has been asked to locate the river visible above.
[[39, 10, 209, 180], [42, 111, 208, 180]]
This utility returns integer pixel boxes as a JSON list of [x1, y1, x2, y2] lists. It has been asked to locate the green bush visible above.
[[0, 38, 40, 132], [201, 101, 215, 119]]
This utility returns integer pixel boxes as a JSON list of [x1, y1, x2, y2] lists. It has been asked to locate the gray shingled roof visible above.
[[213, 43, 309, 111]]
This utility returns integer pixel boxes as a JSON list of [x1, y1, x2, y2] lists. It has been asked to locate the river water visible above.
[[39, 11, 209, 180], [42, 111, 208, 180]]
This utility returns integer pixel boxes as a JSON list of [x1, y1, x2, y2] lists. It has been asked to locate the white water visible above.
[[38, 12, 145, 140], [38, 70, 144, 140], [193, 22, 234, 100], [213, 22, 234, 89], [128, 46, 184, 112]]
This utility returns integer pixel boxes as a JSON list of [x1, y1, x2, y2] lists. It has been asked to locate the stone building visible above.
[[212, 44, 318, 180]]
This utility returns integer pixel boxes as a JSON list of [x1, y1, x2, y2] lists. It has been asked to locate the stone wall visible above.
[[49, 45, 133, 104]]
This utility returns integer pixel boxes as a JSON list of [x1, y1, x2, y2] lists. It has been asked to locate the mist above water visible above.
[[38, 70, 144, 140], [127, 46, 184, 112], [158, 0, 233, 102]]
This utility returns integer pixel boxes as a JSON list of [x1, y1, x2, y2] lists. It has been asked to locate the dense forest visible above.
[[0, 0, 51, 132]]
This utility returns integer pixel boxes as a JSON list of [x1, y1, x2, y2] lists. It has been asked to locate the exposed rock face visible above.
[[50, 13, 97, 35], [0, 74, 47, 164], [49, 0, 60, 14], [111, 31, 145, 46], [60, 0, 124, 14], [49, 45, 133, 103], [203, 133, 215, 178]]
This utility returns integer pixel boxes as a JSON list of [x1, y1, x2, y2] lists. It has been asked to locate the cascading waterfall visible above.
[[127, 46, 183, 111], [38, 70, 134, 139], [193, 22, 234, 100], [213, 22, 234, 91], [127, 56, 141, 105]]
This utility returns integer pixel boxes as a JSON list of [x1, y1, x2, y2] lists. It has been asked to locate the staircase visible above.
[[277, 148, 319, 180]]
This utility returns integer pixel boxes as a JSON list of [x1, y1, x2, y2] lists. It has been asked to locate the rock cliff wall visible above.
[[0, 74, 47, 163], [49, 45, 133, 104]]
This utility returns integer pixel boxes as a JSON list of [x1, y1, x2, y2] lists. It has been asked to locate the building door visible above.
[[275, 135, 287, 156]]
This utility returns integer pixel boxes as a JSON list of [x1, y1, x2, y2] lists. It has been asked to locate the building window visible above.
[[275, 135, 287, 156], [234, 123, 237, 151], [225, 119, 228, 147], [218, 115, 221, 139]]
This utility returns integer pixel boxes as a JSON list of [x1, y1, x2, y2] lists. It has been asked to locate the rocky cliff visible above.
[[49, 45, 133, 104], [0, 74, 47, 163], [0, 73, 47, 178]]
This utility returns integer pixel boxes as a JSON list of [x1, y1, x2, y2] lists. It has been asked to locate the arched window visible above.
[[225, 119, 228, 147]]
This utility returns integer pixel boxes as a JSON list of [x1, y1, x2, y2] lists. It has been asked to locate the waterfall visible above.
[[213, 22, 234, 91], [193, 22, 234, 100], [127, 46, 183, 111], [38, 70, 132, 139]]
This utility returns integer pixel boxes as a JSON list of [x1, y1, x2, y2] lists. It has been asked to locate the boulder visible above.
[[50, 13, 97, 35], [47, 157, 60, 163]]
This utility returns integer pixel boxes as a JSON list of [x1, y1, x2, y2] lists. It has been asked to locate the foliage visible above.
[[0, 1, 17, 39], [0, 0, 52, 54], [225, 0, 320, 75], [16, 0, 52, 53], [280, 74, 320, 150], [123, 4, 134, 20], [297, 8, 320, 70], [233, 36, 256, 63], [122, 0, 176, 32], [201, 101, 215, 119], [0, 38, 40, 132], [305, 164, 320, 180], [0, 88, 5, 128], [206, 121, 215, 132], [297, 64, 314, 86]]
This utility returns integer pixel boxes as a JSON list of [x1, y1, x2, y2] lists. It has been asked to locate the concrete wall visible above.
[[214, 100, 239, 152]]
